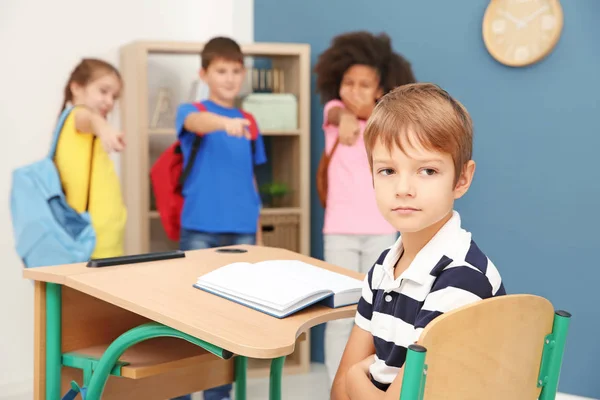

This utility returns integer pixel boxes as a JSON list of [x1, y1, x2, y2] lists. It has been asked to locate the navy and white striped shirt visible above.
[[355, 211, 505, 390]]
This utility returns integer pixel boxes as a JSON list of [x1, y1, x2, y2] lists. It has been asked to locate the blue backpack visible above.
[[11, 106, 96, 268]]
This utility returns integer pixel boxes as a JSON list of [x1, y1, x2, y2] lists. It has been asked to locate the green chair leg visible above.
[[269, 356, 286, 400], [539, 310, 572, 400], [399, 344, 428, 400], [83, 362, 93, 387], [84, 322, 233, 400], [235, 355, 248, 400], [46, 283, 62, 400]]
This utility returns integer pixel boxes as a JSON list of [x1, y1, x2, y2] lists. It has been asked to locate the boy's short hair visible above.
[[364, 83, 473, 184], [201, 36, 244, 69]]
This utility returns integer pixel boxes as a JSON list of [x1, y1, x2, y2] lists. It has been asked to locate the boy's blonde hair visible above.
[[364, 83, 473, 184]]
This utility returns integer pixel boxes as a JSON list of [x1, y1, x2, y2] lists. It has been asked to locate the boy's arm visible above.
[[183, 111, 227, 133], [184, 111, 250, 138], [346, 357, 405, 400], [331, 325, 376, 400], [346, 265, 503, 400], [176, 104, 251, 139], [332, 263, 378, 400]]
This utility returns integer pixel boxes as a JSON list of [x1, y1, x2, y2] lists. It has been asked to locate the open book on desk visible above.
[[193, 259, 364, 318]]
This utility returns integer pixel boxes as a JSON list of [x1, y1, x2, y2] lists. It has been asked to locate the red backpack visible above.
[[150, 102, 259, 242]]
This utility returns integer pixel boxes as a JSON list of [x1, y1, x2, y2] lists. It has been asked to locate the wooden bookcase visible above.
[[118, 41, 311, 377]]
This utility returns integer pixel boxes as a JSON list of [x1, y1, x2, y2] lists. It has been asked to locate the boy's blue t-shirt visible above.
[[176, 100, 267, 234]]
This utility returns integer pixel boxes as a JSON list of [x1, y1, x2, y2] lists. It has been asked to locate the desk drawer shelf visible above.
[[64, 333, 309, 381], [63, 337, 218, 380]]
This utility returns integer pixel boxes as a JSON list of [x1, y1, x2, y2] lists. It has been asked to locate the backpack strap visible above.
[[240, 110, 258, 164], [329, 137, 340, 158], [240, 110, 259, 141], [84, 138, 96, 211], [179, 102, 207, 186], [49, 106, 95, 211], [48, 106, 76, 159]]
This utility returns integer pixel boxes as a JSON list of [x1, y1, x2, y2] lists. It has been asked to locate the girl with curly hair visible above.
[[314, 30, 416, 385]]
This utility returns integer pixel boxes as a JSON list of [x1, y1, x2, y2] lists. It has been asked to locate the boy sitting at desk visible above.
[[173, 36, 267, 400], [330, 83, 506, 400]]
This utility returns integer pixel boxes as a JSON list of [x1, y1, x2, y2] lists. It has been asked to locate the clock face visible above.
[[483, 0, 564, 67]]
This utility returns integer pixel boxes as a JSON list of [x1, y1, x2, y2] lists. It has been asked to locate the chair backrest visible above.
[[416, 294, 554, 400]]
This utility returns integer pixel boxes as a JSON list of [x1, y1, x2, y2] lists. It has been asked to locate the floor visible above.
[[190, 363, 595, 400], [3, 363, 594, 399], [191, 363, 330, 400], [0, 364, 330, 400]]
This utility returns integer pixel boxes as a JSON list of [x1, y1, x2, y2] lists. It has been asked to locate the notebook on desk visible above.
[[193, 259, 364, 318]]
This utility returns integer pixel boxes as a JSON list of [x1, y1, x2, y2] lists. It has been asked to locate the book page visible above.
[[196, 260, 362, 310]]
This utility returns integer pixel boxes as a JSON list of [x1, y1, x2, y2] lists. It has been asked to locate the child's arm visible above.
[[324, 101, 360, 146], [326, 105, 355, 127], [346, 265, 503, 399], [183, 111, 251, 139], [74, 107, 125, 153], [331, 264, 379, 399], [345, 357, 405, 400], [331, 325, 376, 400]]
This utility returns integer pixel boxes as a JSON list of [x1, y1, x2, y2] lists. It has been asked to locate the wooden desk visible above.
[[24, 245, 362, 400]]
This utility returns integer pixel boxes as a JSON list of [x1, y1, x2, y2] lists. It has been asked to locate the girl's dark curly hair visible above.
[[314, 31, 416, 104]]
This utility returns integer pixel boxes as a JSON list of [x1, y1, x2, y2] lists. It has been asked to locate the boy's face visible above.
[[371, 130, 475, 234], [200, 58, 245, 104]]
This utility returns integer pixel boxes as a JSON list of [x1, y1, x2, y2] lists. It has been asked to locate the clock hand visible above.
[[523, 5, 550, 24], [498, 9, 527, 28]]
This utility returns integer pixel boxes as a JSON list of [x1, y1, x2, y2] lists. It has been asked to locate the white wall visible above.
[[0, 0, 252, 397], [1, 2, 590, 399]]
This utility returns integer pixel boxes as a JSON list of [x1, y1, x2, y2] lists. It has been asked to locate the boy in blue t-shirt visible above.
[[171, 36, 267, 400]]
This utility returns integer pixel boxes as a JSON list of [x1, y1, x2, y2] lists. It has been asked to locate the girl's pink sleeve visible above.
[[322, 99, 346, 131]]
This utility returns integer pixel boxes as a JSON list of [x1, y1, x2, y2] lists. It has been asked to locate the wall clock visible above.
[[483, 0, 564, 67]]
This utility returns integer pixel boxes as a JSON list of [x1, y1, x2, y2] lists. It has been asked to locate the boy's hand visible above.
[[349, 354, 375, 379], [339, 113, 360, 146], [223, 117, 252, 139], [345, 354, 376, 398], [97, 124, 126, 153], [357, 354, 375, 375]]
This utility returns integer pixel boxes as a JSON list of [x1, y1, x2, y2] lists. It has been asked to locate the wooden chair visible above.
[[399, 294, 571, 400]]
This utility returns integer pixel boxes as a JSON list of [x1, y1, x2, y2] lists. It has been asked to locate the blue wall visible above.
[[255, 1, 600, 397]]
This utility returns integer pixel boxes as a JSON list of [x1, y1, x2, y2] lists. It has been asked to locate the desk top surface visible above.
[[23, 245, 363, 358]]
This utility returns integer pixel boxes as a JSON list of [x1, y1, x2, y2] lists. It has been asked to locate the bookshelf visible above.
[[119, 40, 311, 376]]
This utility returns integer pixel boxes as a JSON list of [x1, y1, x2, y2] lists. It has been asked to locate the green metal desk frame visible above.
[[45, 283, 287, 400]]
